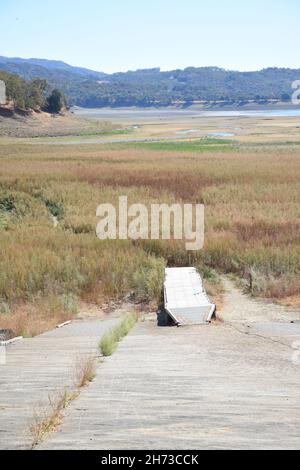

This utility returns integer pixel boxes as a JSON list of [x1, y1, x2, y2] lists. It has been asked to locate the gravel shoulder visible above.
[[219, 278, 300, 345]]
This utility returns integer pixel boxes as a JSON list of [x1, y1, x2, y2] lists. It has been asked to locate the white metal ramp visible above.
[[164, 267, 216, 325]]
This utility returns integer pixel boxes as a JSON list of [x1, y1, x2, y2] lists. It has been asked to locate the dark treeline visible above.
[[45, 67, 300, 108], [70, 67, 297, 107]]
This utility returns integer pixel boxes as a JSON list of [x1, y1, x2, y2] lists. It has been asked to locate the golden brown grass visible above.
[[30, 389, 79, 449], [0, 291, 78, 338], [74, 355, 97, 388], [0, 139, 299, 336], [30, 353, 98, 449]]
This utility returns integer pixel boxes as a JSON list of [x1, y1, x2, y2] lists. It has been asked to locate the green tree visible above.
[[46, 89, 65, 113], [26, 78, 48, 110], [0, 71, 51, 110]]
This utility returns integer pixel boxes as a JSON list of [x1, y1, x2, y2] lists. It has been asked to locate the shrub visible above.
[[0, 302, 10, 314], [0, 195, 16, 213], [46, 89, 65, 114], [75, 355, 97, 388], [0, 190, 49, 224], [133, 257, 165, 302], [44, 199, 64, 220], [30, 389, 78, 449], [0, 212, 9, 231]]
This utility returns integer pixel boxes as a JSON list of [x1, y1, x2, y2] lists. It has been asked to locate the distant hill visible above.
[[0, 56, 106, 80], [0, 56, 299, 108]]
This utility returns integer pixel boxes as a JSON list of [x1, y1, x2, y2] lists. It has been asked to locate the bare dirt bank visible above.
[[0, 110, 117, 138]]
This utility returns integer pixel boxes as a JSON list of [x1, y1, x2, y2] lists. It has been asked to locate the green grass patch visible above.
[[29, 128, 132, 143], [76, 128, 132, 137], [100, 312, 138, 357], [131, 137, 234, 152]]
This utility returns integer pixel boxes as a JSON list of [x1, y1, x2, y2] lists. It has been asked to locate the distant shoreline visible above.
[[73, 103, 300, 120], [73, 100, 300, 112]]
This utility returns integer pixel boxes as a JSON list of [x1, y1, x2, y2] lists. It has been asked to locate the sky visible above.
[[0, 0, 299, 73]]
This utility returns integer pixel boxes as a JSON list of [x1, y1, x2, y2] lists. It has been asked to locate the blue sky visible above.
[[1, 0, 299, 73]]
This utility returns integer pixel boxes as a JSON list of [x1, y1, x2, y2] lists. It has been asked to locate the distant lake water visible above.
[[208, 132, 235, 137], [73, 107, 300, 120], [202, 109, 300, 117]]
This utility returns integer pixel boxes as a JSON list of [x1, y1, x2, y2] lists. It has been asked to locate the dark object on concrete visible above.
[[157, 308, 175, 327], [0, 107, 14, 118], [0, 329, 14, 341]]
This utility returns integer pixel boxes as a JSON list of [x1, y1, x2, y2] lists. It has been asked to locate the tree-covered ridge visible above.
[[0, 70, 65, 113], [1, 57, 300, 107], [74, 67, 299, 107]]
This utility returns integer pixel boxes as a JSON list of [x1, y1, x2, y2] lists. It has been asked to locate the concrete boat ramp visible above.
[[40, 281, 300, 451], [0, 316, 119, 450], [1, 280, 300, 450]]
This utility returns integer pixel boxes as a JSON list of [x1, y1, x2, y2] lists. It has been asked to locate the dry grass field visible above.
[[0, 114, 299, 337]]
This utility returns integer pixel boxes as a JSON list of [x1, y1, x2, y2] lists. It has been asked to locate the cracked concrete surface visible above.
[[38, 282, 300, 450]]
